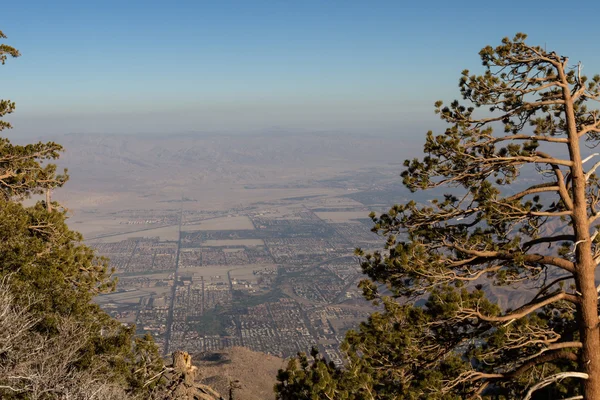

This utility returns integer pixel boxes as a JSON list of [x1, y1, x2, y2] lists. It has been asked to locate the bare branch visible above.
[[506, 184, 561, 202], [447, 244, 576, 273], [585, 161, 600, 181], [522, 235, 575, 250], [463, 292, 578, 323], [582, 153, 599, 164], [466, 134, 568, 146], [523, 372, 589, 400], [531, 276, 574, 302]]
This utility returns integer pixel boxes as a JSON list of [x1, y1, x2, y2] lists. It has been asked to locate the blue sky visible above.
[[1, 0, 599, 136]]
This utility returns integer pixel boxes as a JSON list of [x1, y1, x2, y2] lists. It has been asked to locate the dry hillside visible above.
[[195, 347, 286, 400]]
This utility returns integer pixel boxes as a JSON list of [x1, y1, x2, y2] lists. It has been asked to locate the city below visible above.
[[94, 193, 385, 365]]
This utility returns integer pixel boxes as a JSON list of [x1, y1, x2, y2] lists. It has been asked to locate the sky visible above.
[[1, 0, 600, 137]]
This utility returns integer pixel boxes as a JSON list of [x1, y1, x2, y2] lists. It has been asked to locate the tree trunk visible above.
[[577, 268, 600, 399], [562, 61, 600, 399], [571, 170, 600, 399]]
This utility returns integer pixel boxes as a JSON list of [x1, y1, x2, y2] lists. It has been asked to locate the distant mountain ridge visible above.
[[18, 132, 412, 202]]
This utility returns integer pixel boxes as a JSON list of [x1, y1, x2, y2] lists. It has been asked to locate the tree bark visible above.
[[563, 65, 600, 399], [576, 268, 600, 399]]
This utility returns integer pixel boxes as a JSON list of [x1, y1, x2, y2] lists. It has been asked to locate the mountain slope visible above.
[[196, 347, 286, 400]]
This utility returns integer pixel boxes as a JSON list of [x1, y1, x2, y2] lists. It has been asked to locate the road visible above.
[[162, 205, 183, 356]]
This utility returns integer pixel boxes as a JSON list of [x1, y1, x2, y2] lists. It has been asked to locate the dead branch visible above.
[[523, 372, 589, 400]]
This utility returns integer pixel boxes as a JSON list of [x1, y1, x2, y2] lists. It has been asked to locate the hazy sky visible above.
[[2, 0, 599, 137]]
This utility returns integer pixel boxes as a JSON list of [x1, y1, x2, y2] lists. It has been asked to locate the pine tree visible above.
[[0, 30, 164, 399], [277, 33, 600, 399], [275, 347, 352, 400]]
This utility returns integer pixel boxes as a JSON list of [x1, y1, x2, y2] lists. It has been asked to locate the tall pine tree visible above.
[[277, 34, 600, 399]]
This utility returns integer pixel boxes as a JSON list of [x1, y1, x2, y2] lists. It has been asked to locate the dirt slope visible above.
[[196, 347, 286, 400]]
